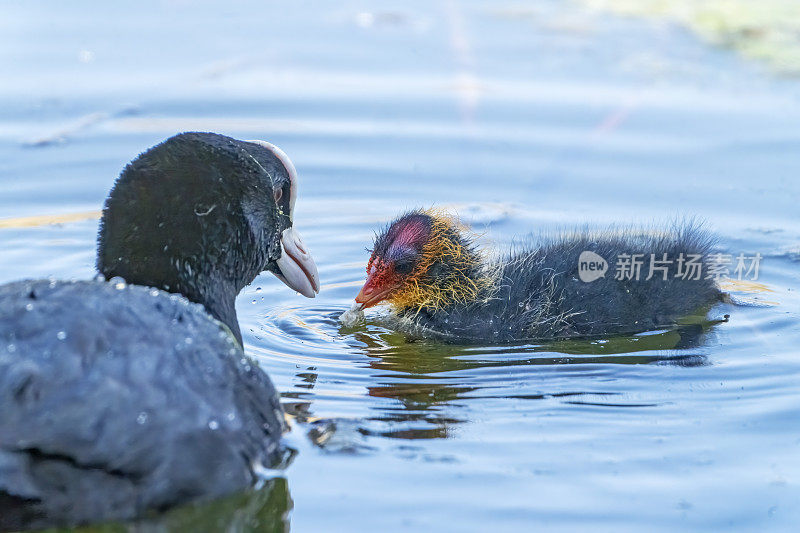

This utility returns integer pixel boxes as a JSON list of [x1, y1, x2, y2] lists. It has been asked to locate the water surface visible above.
[[2, 1, 800, 531]]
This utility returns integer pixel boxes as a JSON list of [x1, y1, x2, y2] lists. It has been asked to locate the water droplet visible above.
[[185, 337, 193, 345], [114, 282, 126, 290], [137, 412, 148, 424], [226, 412, 236, 421], [229, 349, 237, 356], [56, 331, 67, 341], [7, 344, 16, 353], [251, 299, 256, 304], [150, 289, 159, 297], [255, 287, 262, 293], [25, 303, 33, 311], [208, 420, 219, 430]]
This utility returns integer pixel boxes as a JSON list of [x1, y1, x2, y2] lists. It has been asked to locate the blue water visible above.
[[2, 1, 800, 531]]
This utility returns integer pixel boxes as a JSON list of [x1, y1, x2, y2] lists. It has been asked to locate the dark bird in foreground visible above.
[[0, 132, 319, 531], [348, 209, 722, 343]]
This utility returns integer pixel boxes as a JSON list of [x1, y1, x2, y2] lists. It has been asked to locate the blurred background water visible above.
[[1, 1, 799, 531]]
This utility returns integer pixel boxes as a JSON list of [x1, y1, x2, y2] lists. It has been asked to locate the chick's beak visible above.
[[354, 270, 398, 310], [272, 227, 320, 298]]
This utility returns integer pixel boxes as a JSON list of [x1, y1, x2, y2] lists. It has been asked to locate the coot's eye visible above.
[[274, 187, 283, 203], [394, 259, 414, 275]]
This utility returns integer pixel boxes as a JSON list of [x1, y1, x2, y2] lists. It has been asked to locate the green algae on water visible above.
[[580, 0, 800, 75]]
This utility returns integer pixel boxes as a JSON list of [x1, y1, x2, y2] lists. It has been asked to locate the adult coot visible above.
[[0, 132, 319, 530], [346, 208, 722, 342]]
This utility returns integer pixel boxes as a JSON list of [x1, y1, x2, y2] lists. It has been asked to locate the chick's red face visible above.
[[355, 213, 432, 309]]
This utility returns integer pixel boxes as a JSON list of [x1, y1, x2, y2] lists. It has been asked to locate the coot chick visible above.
[[348, 209, 722, 342], [0, 132, 319, 530]]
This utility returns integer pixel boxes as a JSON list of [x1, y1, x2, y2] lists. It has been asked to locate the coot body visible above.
[[0, 280, 283, 529], [351, 209, 722, 342], [0, 132, 319, 530]]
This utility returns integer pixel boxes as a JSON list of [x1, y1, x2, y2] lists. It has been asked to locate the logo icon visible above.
[[578, 251, 608, 282]]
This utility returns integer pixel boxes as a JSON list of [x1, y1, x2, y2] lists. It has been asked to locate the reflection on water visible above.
[[277, 308, 721, 448], [42, 478, 291, 533]]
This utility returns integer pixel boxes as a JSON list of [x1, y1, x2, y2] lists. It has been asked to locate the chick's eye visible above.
[[273, 187, 283, 203], [394, 259, 414, 275]]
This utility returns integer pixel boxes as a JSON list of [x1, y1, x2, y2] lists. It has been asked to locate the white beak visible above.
[[272, 226, 320, 298]]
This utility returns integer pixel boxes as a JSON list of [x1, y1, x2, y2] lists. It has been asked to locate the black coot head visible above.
[[96, 132, 319, 338]]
